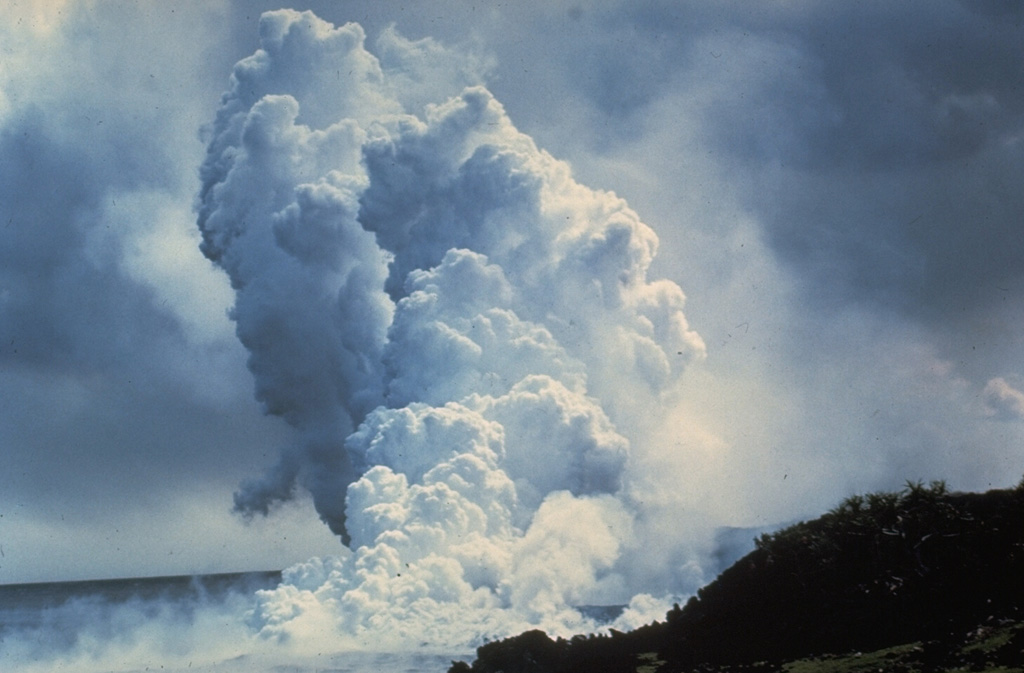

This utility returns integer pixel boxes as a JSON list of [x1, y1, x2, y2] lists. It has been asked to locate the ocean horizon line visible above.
[[0, 568, 283, 589]]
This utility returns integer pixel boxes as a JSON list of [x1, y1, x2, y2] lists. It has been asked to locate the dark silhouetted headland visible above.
[[451, 479, 1024, 672]]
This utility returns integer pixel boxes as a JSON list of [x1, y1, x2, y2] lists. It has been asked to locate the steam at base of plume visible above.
[[197, 8, 705, 646]]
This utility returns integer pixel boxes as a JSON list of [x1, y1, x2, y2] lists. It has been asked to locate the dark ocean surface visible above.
[[0, 571, 282, 634], [0, 571, 470, 672]]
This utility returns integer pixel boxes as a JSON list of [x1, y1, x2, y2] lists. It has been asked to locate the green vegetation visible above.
[[450, 480, 1024, 673]]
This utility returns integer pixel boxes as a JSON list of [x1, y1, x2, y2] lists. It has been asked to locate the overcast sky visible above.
[[2, 0, 1023, 585]]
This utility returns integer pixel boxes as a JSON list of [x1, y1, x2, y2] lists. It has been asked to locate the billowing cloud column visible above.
[[198, 9, 704, 645]]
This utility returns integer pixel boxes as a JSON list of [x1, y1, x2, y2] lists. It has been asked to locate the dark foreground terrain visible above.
[[451, 480, 1024, 673]]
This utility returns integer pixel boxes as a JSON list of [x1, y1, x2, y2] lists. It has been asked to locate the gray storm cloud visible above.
[[197, 9, 703, 642]]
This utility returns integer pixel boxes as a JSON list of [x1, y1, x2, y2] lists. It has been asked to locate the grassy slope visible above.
[[451, 480, 1024, 673]]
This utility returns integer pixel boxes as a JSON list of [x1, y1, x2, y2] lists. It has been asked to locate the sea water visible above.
[[0, 572, 468, 673]]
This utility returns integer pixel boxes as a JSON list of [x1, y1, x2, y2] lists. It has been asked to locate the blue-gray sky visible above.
[[1, 0, 1023, 588]]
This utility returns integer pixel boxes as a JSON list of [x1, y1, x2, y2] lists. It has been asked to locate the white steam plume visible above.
[[197, 9, 705, 647]]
